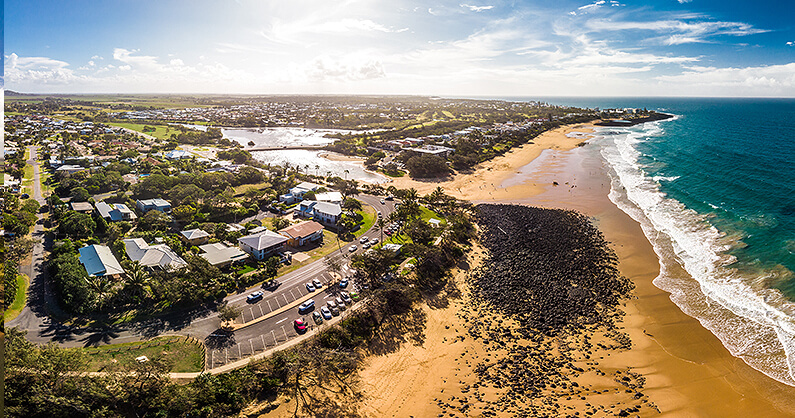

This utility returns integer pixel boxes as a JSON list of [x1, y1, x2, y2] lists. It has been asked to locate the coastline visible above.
[[358, 123, 795, 416]]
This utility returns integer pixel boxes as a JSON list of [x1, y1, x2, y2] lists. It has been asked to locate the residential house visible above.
[[164, 150, 192, 160], [123, 238, 188, 271], [298, 201, 342, 225], [226, 223, 245, 234], [95, 202, 138, 222], [314, 191, 343, 204], [278, 221, 324, 247], [279, 181, 321, 203], [180, 229, 210, 246], [199, 242, 249, 267], [78, 244, 125, 278], [70, 201, 94, 214], [136, 198, 172, 213], [238, 230, 288, 261], [402, 145, 455, 158], [56, 164, 88, 175]]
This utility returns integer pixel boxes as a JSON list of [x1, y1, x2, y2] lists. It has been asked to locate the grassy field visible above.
[[233, 181, 272, 196], [6, 94, 211, 109], [82, 336, 204, 373], [107, 122, 174, 140], [3, 275, 29, 322], [354, 206, 376, 238], [419, 206, 445, 225]]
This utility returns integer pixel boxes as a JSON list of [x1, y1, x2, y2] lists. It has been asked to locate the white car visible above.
[[380, 199, 385, 204], [359, 236, 369, 244], [349, 245, 358, 252], [312, 278, 322, 288], [306, 283, 315, 292], [298, 299, 315, 312], [370, 237, 379, 245], [320, 306, 332, 320], [246, 291, 264, 302], [340, 291, 352, 304], [362, 241, 371, 249]]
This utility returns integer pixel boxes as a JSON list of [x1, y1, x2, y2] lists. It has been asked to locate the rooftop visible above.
[[278, 221, 324, 239], [78, 244, 125, 277], [238, 229, 288, 250]]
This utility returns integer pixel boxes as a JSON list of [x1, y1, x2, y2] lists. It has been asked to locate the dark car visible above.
[[339, 279, 349, 289], [294, 318, 308, 333], [312, 311, 323, 325], [262, 279, 281, 291]]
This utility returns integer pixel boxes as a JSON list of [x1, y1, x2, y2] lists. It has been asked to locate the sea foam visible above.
[[598, 121, 795, 386]]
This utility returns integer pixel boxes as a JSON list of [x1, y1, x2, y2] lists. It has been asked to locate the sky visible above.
[[3, 0, 794, 97]]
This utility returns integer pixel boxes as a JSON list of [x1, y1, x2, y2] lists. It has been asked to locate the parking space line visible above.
[[261, 334, 265, 348], [271, 330, 276, 343], [267, 299, 273, 311], [250, 339, 254, 354], [258, 304, 264, 316], [283, 294, 289, 305], [281, 325, 287, 340]]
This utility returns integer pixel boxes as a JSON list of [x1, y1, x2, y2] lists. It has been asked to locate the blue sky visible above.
[[4, 0, 794, 96]]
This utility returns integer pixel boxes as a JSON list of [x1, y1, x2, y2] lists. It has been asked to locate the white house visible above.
[[238, 230, 288, 261], [279, 181, 322, 203], [136, 198, 172, 213], [123, 238, 188, 271], [297, 201, 342, 225], [95, 202, 138, 222], [199, 243, 249, 267]]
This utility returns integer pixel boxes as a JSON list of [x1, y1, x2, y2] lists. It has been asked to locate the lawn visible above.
[[276, 230, 348, 277], [353, 206, 376, 238], [419, 206, 445, 226], [108, 122, 174, 140], [233, 181, 271, 196], [236, 265, 256, 276], [82, 336, 204, 373], [3, 275, 29, 322]]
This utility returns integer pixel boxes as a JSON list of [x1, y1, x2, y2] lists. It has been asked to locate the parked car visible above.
[[306, 282, 315, 292], [380, 199, 385, 204], [312, 311, 323, 325], [335, 297, 346, 310], [294, 318, 308, 333], [370, 237, 379, 245], [350, 291, 360, 301], [298, 299, 315, 313], [362, 241, 370, 249], [320, 306, 333, 320], [340, 292, 352, 304], [349, 245, 358, 252], [262, 279, 281, 291], [312, 278, 322, 288], [386, 195, 394, 200], [339, 279, 349, 288], [327, 300, 337, 310], [246, 291, 263, 303], [359, 236, 369, 244], [330, 306, 341, 316]]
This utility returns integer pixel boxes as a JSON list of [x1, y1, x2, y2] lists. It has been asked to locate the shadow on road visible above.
[[205, 328, 236, 350]]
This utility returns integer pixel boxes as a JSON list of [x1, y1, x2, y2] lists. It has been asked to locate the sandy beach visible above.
[[358, 124, 795, 417]]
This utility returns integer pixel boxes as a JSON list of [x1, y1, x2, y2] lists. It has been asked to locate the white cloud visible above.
[[302, 55, 386, 82], [571, 1, 606, 15], [678, 0, 692, 3], [460, 4, 494, 12], [4, 52, 81, 85], [787, 41, 794, 46], [655, 62, 795, 96], [585, 18, 768, 45]]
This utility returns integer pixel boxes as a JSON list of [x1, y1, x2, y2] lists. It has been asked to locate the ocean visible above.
[[511, 97, 795, 386]]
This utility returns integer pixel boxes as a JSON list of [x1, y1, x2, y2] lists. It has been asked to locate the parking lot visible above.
[[235, 271, 336, 325]]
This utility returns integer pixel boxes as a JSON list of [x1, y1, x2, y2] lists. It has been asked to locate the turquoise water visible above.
[[497, 97, 795, 385]]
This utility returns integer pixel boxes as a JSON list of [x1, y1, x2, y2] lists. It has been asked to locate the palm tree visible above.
[[87, 276, 114, 312], [124, 261, 152, 302], [315, 164, 320, 177], [376, 217, 386, 246], [343, 169, 349, 180]]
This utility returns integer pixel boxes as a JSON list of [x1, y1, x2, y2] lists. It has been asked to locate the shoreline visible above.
[[359, 123, 795, 416]]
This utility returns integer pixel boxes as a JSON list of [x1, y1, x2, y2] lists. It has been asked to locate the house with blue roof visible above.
[[78, 244, 125, 278]]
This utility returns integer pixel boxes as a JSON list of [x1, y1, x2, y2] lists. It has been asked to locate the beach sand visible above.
[[357, 124, 795, 417]]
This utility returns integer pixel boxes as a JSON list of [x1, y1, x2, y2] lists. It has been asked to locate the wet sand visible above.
[[358, 125, 795, 417]]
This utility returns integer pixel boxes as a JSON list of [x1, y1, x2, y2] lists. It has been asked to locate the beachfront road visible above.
[[10, 193, 396, 354]]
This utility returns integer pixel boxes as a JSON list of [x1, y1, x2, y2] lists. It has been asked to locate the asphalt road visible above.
[[9, 190, 398, 359]]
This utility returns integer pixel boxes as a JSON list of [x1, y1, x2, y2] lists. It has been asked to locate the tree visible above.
[[272, 217, 290, 231], [405, 154, 450, 178], [59, 211, 96, 239], [341, 197, 362, 215], [172, 204, 197, 222], [124, 261, 152, 303], [138, 210, 171, 231], [217, 301, 243, 326], [260, 256, 281, 280], [70, 186, 91, 202], [87, 275, 114, 311]]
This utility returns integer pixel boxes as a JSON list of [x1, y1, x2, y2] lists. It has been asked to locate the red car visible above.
[[294, 318, 308, 333]]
